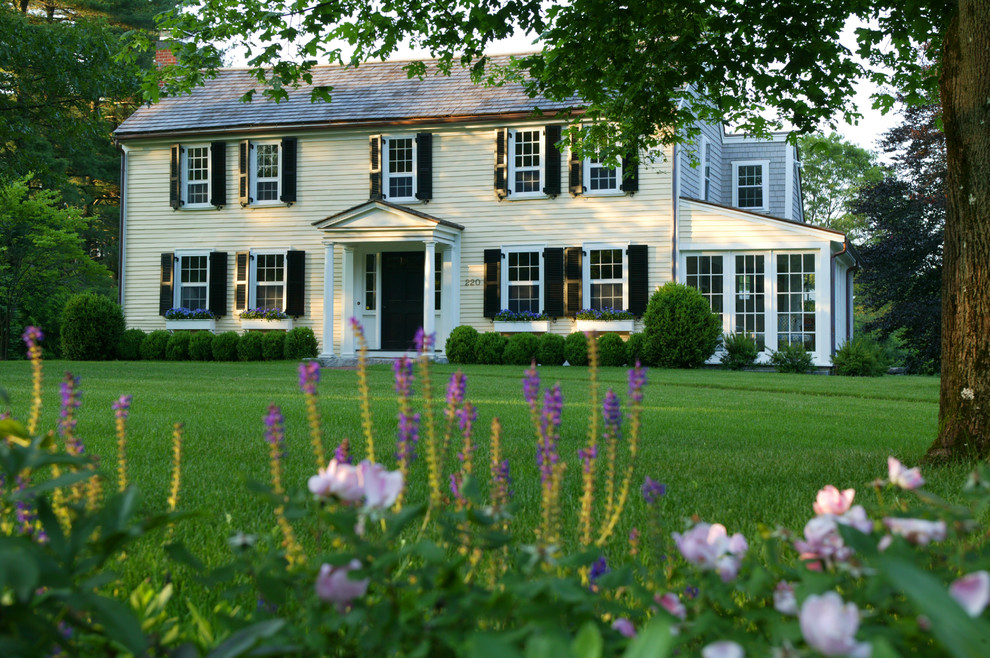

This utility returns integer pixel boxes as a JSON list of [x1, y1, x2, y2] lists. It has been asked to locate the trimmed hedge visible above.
[[446, 325, 479, 364], [165, 331, 191, 361], [60, 294, 124, 360], [140, 330, 170, 361], [119, 329, 147, 361], [263, 331, 287, 361], [537, 333, 566, 366], [238, 331, 265, 361], [503, 332, 539, 366], [641, 283, 721, 368], [626, 333, 645, 366], [564, 332, 588, 366], [285, 327, 319, 360], [474, 332, 508, 365], [597, 333, 627, 367], [212, 331, 240, 361], [188, 331, 215, 361]]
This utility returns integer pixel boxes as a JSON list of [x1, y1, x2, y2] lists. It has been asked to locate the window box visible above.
[[165, 318, 216, 332], [242, 318, 293, 331], [575, 319, 635, 333], [493, 320, 550, 333]]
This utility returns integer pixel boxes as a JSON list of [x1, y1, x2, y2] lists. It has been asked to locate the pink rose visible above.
[[799, 592, 871, 658], [357, 460, 404, 510], [837, 505, 874, 534], [315, 559, 369, 609], [774, 581, 798, 616], [882, 517, 946, 546], [814, 485, 855, 516], [655, 592, 687, 620], [795, 515, 851, 567], [702, 641, 744, 658], [672, 522, 747, 582], [309, 459, 363, 502], [612, 617, 636, 638], [888, 456, 925, 490], [949, 571, 990, 617]]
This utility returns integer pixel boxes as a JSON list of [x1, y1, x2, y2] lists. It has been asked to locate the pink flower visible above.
[[655, 592, 687, 620], [949, 571, 990, 617], [315, 560, 369, 609], [702, 641, 744, 658], [814, 485, 855, 516], [882, 517, 946, 546], [888, 456, 925, 490], [612, 617, 636, 638], [799, 592, 871, 658], [357, 460, 403, 510], [794, 515, 851, 567], [672, 522, 747, 582], [774, 581, 798, 616], [838, 505, 874, 534], [309, 459, 363, 502]]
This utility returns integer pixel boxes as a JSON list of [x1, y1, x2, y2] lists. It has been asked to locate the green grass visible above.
[[2, 359, 962, 609]]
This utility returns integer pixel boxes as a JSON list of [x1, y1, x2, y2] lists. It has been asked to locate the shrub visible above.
[[721, 332, 760, 370], [502, 332, 539, 365], [641, 282, 721, 368], [139, 330, 170, 361], [446, 325, 479, 364], [212, 331, 240, 361], [564, 332, 588, 366], [263, 331, 287, 361], [238, 331, 265, 361], [625, 332, 645, 365], [474, 332, 507, 365], [60, 293, 125, 360], [537, 332, 566, 366], [118, 329, 147, 361], [769, 340, 815, 373], [597, 333, 627, 367], [165, 331, 191, 361], [832, 336, 888, 376], [188, 331, 215, 361], [285, 327, 319, 360]]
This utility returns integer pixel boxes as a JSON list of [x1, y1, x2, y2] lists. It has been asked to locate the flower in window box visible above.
[[240, 307, 289, 321], [493, 309, 550, 322], [574, 307, 634, 321], [164, 307, 218, 320]]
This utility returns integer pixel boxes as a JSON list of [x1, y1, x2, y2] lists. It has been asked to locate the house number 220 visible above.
[[463, 278, 482, 286]]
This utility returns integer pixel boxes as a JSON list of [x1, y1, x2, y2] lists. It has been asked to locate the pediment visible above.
[[313, 200, 463, 232]]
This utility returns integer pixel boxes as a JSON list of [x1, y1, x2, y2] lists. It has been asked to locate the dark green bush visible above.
[[564, 332, 589, 366], [474, 332, 508, 365], [118, 329, 147, 361], [212, 331, 240, 361], [625, 333, 645, 365], [769, 340, 815, 374], [285, 327, 319, 360], [238, 331, 265, 361], [537, 332, 566, 366], [446, 325, 479, 364], [263, 331, 287, 361], [188, 331, 215, 361], [502, 332, 539, 366], [165, 331, 191, 361], [832, 336, 887, 377], [60, 293, 125, 360], [139, 330, 170, 360], [641, 283, 721, 368], [721, 333, 760, 370], [597, 333, 628, 367]]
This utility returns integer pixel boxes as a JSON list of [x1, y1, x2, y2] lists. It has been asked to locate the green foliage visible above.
[[188, 331, 215, 361], [597, 333, 627, 367], [212, 331, 240, 361], [60, 293, 124, 361], [721, 333, 760, 370], [537, 332, 566, 366], [833, 336, 888, 377], [641, 283, 721, 368], [769, 341, 815, 374], [625, 333, 645, 365], [238, 332, 265, 361], [564, 332, 588, 366], [165, 331, 191, 361], [262, 331, 287, 361], [445, 325, 479, 364], [284, 327, 318, 360], [502, 332, 539, 366], [118, 329, 147, 361], [474, 332, 507, 365], [140, 330, 170, 361]]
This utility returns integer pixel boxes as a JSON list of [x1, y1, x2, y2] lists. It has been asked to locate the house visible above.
[[114, 55, 858, 366]]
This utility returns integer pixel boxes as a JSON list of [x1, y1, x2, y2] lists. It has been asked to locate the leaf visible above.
[[0, 542, 40, 601], [85, 593, 148, 655], [524, 631, 571, 658], [19, 468, 94, 497], [465, 631, 524, 658], [571, 622, 603, 658], [207, 619, 286, 658], [0, 418, 30, 445], [622, 617, 673, 658]]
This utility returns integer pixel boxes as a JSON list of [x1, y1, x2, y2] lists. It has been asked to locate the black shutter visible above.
[[285, 250, 305, 316], [210, 141, 226, 207], [238, 140, 250, 206], [415, 132, 433, 201], [494, 128, 508, 199], [169, 145, 181, 209], [627, 245, 648, 316], [483, 249, 502, 318], [564, 247, 583, 316], [369, 135, 383, 200], [543, 247, 564, 317], [280, 137, 297, 203], [160, 252, 174, 315], [621, 149, 639, 193], [208, 252, 228, 317], [544, 125, 561, 196], [234, 251, 250, 312], [569, 134, 583, 196]]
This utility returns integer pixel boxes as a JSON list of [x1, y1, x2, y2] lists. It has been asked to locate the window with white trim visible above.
[[509, 128, 543, 197], [502, 247, 542, 313], [251, 251, 286, 309], [435, 256, 442, 310], [176, 251, 210, 309], [734, 254, 765, 350], [587, 247, 626, 311], [252, 142, 280, 203], [365, 254, 377, 311], [583, 154, 622, 193], [181, 146, 211, 207], [701, 139, 713, 202], [685, 255, 724, 323], [384, 136, 416, 201], [732, 161, 769, 211], [777, 253, 816, 350]]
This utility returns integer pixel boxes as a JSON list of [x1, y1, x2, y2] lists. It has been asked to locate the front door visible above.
[[381, 251, 425, 350]]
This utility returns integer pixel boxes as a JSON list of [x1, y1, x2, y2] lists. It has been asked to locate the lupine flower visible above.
[[396, 411, 420, 465], [358, 460, 404, 510], [774, 581, 798, 616], [309, 459, 364, 502], [536, 384, 564, 490], [578, 445, 598, 474], [702, 641, 744, 658], [414, 327, 434, 354], [446, 371, 466, 408], [22, 326, 43, 435], [672, 522, 748, 582], [22, 325, 43, 345], [58, 373, 83, 453], [641, 476, 666, 504], [612, 618, 636, 638], [589, 556, 610, 584], [888, 456, 925, 490], [113, 395, 132, 492], [949, 571, 990, 617], [628, 527, 640, 556], [603, 388, 622, 433], [655, 592, 686, 620], [316, 560, 369, 609], [449, 472, 462, 501], [523, 363, 540, 410], [351, 318, 376, 464], [799, 592, 871, 658], [882, 517, 946, 546], [299, 361, 326, 468], [263, 404, 286, 461], [298, 361, 321, 395], [813, 485, 855, 516], [628, 361, 647, 404], [394, 357, 414, 396], [334, 438, 352, 465]]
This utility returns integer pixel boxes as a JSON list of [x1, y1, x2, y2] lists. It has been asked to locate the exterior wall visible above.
[[721, 138, 791, 219], [679, 120, 724, 204]]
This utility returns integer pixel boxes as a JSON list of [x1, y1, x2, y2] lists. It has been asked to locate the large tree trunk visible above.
[[926, 0, 990, 462]]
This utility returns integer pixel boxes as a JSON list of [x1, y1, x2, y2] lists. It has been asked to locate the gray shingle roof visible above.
[[116, 55, 582, 138]]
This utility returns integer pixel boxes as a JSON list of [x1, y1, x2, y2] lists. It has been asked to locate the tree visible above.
[[798, 133, 885, 240], [139, 0, 988, 461]]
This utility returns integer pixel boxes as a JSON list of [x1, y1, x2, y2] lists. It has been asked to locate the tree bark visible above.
[[926, 0, 990, 462]]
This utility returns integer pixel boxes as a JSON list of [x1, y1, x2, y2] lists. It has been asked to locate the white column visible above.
[[341, 246, 356, 357], [423, 240, 436, 345], [321, 240, 335, 358], [450, 235, 461, 330]]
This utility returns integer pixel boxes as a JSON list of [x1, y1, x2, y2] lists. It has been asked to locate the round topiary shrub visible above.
[[502, 332, 539, 366], [165, 331, 191, 361], [212, 331, 240, 361], [60, 293, 125, 360], [285, 327, 319, 360], [641, 282, 721, 368], [564, 332, 589, 366], [769, 340, 814, 374], [238, 331, 265, 361], [188, 331, 215, 361], [263, 331, 287, 361], [537, 332, 566, 366], [721, 332, 760, 370], [625, 333, 645, 365], [118, 329, 147, 361], [832, 336, 887, 376], [140, 330, 170, 360], [597, 333, 628, 367], [445, 325, 479, 364], [474, 332, 508, 365]]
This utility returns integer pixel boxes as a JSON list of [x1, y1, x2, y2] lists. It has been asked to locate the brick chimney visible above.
[[155, 31, 176, 69]]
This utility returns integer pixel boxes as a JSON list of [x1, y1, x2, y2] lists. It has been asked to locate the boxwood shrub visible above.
[[188, 331, 215, 361], [165, 331, 191, 361], [597, 333, 627, 367], [212, 331, 240, 361], [60, 293, 125, 360], [537, 333, 566, 366], [285, 327, 319, 360], [118, 329, 147, 361], [238, 331, 265, 361], [474, 332, 507, 365], [564, 332, 588, 366], [502, 332, 539, 366], [445, 325, 479, 364], [139, 330, 170, 360], [625, 332, 645, 365], [263, 331, 287, 361], [641, 282, 721, 368]]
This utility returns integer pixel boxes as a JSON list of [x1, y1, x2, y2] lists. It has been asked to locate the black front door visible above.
[[381, 251, 425, 350]]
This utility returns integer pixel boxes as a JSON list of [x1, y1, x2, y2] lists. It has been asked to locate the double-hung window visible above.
[[587, 246, 626, 311], [251, 251, 286, 309], [777, 253, 816, 350], [701, 138, 713, 202], [182, 146, 211, 207], [734, 254, 766, 350], [510, 129, 543, 197], [252, 142, 281, 203], [175, 251, 210, 309], [503, 247, 542, 313], [685, 255, 724, 323], [732, 160, 769, 211], [584, 155, 622, 194], [384, 136, 416, 201]]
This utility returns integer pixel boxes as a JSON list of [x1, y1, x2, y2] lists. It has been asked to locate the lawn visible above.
[[2, 358, 961, 610]]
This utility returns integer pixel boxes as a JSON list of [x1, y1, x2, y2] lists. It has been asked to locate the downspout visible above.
[[830, 239, 849, 356], [671, 143, 679, 282], [847, 263, 860, 340], [118, 145, 127, 309]]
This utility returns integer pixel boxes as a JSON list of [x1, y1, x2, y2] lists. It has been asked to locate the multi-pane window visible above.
[[587, 156, 619, 192], [365, 254, 377, 311], [512, 129, 542, 194], [254, 143, 280, 202], [734, 254, 765, 350], [386, 137, 415, 200], [178, 255, 208, 309], [685, 255, 724, 323], [702, 142, 712, 202], [777, 253, 816, 350], [734, 162, 766, 210], [590, 248, 624, 310], [255, 253, 285, 309], [507, 251, 540, 313], [435, 257, 442, 310], [184, 146, 210, 205]]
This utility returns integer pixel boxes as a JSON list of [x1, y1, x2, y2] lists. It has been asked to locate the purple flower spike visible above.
[[264, 404, 285, 458], [22, 326, 43, 346], [449, 472, 462, 500], [393, 356, 414, 396], [628, 361, 647, 404], [523, 364, 540, 409], [497, 458, 513, 499], [641, 476, 666, 504], [298, 361, 321, 395], [414, 328, 434, 354], [603, 389, 622, 430], [446, 371, 467, 407], [396, 411, 420, 464], [349, 317, 361, 330], [589, 556, 610, 584], [112, 394, 132, 419], [334, 438, 352, 465], [579, 444, 598, 473]]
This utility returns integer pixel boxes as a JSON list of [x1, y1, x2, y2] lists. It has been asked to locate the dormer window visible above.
[[732, 160, 769, 211]]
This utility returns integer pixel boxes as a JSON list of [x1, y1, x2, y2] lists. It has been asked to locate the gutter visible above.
[[671, 143, 679, 282], [118, 146, 127, 309], [830, 239, 851, 355]]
